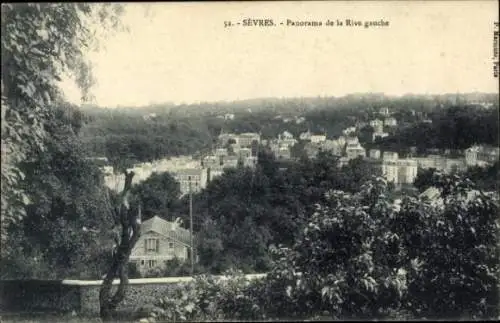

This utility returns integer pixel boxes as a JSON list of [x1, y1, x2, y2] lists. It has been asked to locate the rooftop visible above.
[[141, 216, 191, 246]]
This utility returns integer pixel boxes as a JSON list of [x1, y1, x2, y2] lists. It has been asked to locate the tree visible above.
[[1, 2, 125, 244], [99, 170, 142, 320], [131, 171, 181, 220], [395, 172, 499, 319], [413, 167, 438, 192], [1, 103, 116, 279]]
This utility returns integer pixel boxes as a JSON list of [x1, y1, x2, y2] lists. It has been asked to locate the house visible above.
[[202, 155, 220, 169], [379, 107, 390, 116], [465, 145, 500, 167], [346, 136, 360, 145], [172, 168, 208, 196], [346, 143, 366, 160], [372, 131, 389, 142], [218, 133, 239, 146], [295, 116, 306, 124], [130, 216, 193, 275], [384, 117, 397, 127], [279, 138, 298, 148], [396, 159, 418, 184], [281, 131, 294, 140], [342, 126, 357, 136], [310, 134, 327, 144], [383, 151, 399, 161], [277, 147, 291, 160], [321, 139, 344, 156], [222, 155, 240, 169], [299, 130, 312, 141], [238, 133, 260, 147], [370, 119, 384, 132], [382, 160, 399, 183], [238, 147, 252, 159], [243, 156, 259, 167], [215, 148, 228, 157], [419, 186, 493, 209], [369, 149, 381, 159]]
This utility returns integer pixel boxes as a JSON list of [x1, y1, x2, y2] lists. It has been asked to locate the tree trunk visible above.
[[99, 171, 141, 321]]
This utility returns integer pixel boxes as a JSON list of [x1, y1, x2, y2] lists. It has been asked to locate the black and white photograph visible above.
[[1, 1, 499, 322]]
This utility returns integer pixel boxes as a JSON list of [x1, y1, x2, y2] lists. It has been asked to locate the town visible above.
[[100, 105, 499, 196], [1, 2, 499, 323]]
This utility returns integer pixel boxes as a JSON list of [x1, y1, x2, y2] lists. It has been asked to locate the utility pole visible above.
[[189, 178, 194, 276]]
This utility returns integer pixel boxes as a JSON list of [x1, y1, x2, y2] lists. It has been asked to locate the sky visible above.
[[60, 1, 499, 108]]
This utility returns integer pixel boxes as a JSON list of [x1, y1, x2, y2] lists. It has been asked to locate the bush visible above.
[[398, 174, 500, 319], [144, 175, 499, 321]]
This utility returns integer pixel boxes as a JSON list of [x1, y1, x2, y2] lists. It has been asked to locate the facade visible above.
[[238, 147, 252, 159], [218, 133, 239, 146], [370, 119, 384, 133], [382, 160, 399, 183], [238, 133, 260, 147], [445, 158, 467, 173], [222, 155, 239, 169], [384, 117, 397, 127], [281, 131, 294, 140], [369, 149, 381, 159], [202, 155, 220, 169], [299, 130, 312, 141], [215, 148, 228, 157], [414, 155, 447, 171], [208, 168, 224, 181], [372, 131, 389, 142], [229, 143, 240, 155], [172, 168, 208, 196], [130, 216, 193, 275], [345, 136, 359, 145], [396, 159, 418, 184], [310, 134, 327, 144], [343, 126, 356, 136], [336, 136, 347, 148], [243, 156, 259, 167], [279, 138, 298, 148], [383, 151, 399, 161], [465, 145, 500, 167], [321, 139, 344, 156], [346, 143, 366, 160], [379, 107, 390, 116]]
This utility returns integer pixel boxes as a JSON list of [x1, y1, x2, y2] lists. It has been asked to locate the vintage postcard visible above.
[[1, 1, 499, 322]]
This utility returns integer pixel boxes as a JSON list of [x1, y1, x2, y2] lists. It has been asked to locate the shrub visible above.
[[144, 175, 499, 321]]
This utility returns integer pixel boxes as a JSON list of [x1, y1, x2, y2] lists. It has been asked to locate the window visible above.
[[169, 242, 174, 249], [148, 260, 157, 268], [140, 260, 145, 266], [145, 238, 159, 253]]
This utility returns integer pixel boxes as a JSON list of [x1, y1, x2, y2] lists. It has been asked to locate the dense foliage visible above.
[[143, 173, 499, 322], [375, 105, 499, 154], [157, 151, 381, 274], [1, 103, 116, 279], [1, 2, 124, 244]]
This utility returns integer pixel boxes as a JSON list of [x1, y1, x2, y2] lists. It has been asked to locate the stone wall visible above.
[[0, 280, 80, 313], [1, 274, 266, 316]]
